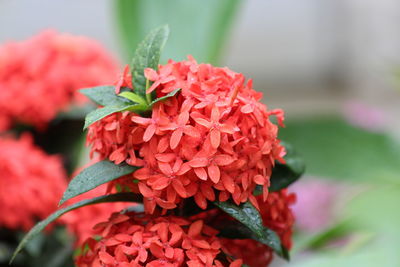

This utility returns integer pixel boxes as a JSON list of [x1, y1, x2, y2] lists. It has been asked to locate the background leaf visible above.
[[114, 0, 241, 65], [11, 193, 142, 263], [130, 25, 169, 97], [279, 116, 400, 182], [59, 160, 138, 205]]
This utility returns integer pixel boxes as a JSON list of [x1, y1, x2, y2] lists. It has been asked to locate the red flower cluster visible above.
[[60, 183, 133, 246], [222, 190, 296, 267], [87, 57, 285, 213], [0, 30, 119, 130], [75, 212, 242, 267], [0, 134, 67, 231]]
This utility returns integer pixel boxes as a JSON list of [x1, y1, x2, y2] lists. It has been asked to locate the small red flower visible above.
[[0, 30, 119, 130], [0, 134, 67, 231], [87, 56, 286, 213], [74, 212, 240, 267]]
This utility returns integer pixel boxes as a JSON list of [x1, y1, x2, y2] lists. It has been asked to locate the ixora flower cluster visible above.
[[0, 134, 67, 231], [0, 30, 118, 130], [87, 56, 286, 213], [13, 26, 304, 267]]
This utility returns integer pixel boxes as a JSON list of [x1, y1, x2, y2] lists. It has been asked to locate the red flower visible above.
[[0, 30, 119, 130], [0, 134, 67, 231], [75, 212, 241, 267], [87, 56, 285, 213]]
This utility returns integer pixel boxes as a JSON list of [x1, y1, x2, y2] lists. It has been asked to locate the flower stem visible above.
[[145, 79, 152, 104]]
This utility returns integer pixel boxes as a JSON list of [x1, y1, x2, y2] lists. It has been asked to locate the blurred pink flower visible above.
[[291, 179, 340, 232], [343, 102, 386, 131]]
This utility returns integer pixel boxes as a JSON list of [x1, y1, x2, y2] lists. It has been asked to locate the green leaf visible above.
[[254, 142, 305, 195], [279, 116, 400, 183], [114, 0, 241, 65], [119, 91, 148, 106], [80, 86, 131, 106], [10, 193, 142, 264], [59, 160, 138, 205], [149, 88, 181, 107], [214, 201, 288, 259], [131, 25, 169, 97], [83, 104, 136, 129]]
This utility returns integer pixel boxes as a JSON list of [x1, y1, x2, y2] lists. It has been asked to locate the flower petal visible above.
[[170, 128, 183, 149], [209, 129, 220, 149], [207, 164, 220, 184]]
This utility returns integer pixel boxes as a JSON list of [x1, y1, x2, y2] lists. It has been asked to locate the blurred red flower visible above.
[[0, 30, 119, 130], [87, 57, 285, 213], [75, 212, 241, 267], [0, 134, 67, 231]]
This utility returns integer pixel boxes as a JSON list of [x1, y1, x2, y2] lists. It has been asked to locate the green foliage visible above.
[[214, 201, 289, 260], [114, 0, 241, 65], [59, 160, 138, 205], [80, 86, 131, 106], [130, 25, 169, 98], [118, 91, 148, 106], [11, 193, 142, 263], [279, 116, 400, 182], [83, 104, 137, 129], [149, 88, 181, 107]]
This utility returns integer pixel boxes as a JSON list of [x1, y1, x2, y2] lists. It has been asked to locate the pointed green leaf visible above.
[[10, 193, 142, 264], [119, 91, 148, 106], [59, 160, 138, 205], [131, 25, 169, 97], [214, 201, 288, 260], [149, 88, 181, 107], [83, 104, 136, 129], [80, 86, 131, 106]]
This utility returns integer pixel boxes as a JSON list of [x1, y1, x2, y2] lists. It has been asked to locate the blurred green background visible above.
[[1, 0, 399, 266]]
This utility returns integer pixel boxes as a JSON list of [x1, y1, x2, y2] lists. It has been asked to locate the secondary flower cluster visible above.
[[0, 134, 67, 231], [75, 212, 242, 267], [0, 30, 118, 130], [87, 57, 286, 213]]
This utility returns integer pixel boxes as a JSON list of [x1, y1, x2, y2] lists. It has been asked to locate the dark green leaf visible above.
[[131, 25, 169, 97], [59, 160, 138, 205], [10, 193, 142, 264], [254, 142, 305, 195], [80, 86, 131, 106], [149, 88, 181, 107], [214, 201, 288, 259], [83, 104, 136, 129]]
